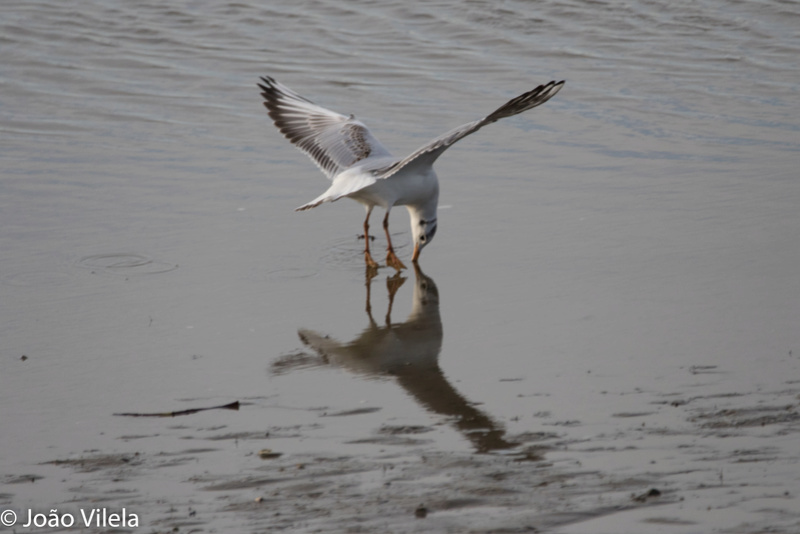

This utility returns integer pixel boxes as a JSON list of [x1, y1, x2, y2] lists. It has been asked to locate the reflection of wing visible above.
[[289, 267, 518, 453], [392, 365, 517, 453], [258, 76, 394, 179], [375, 80, 565, 179]]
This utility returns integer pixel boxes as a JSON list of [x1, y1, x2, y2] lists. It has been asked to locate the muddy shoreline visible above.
[[7, 380, 797, 533]]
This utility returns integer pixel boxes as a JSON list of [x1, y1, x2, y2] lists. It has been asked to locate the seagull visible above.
[[258, 76, 564, 270]]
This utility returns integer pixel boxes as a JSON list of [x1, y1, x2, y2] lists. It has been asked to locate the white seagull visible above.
[[258, 76, 564, 270]]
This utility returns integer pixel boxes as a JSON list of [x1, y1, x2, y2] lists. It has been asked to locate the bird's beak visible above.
[[412, 242, 421, 263]]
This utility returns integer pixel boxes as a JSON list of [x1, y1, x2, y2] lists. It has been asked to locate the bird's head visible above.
[[408, 204, 438, 263]]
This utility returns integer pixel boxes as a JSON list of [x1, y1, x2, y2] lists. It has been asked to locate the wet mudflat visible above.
[[2, 0, 800, 532], [12, 369, 800, 533], [7, 263, 800, 533]]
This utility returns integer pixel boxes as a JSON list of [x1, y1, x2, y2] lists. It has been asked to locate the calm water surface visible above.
[[2, 0, 799, 530]]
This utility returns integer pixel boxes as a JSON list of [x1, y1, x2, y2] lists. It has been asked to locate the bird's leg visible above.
[[383, 211, 407, 270], [363, 208, 380, 271]]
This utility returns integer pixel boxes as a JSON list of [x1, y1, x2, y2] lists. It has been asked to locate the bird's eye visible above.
[[420, 235, 426, 242]]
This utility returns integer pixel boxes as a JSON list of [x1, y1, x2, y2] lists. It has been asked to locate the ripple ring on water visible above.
[[78, 253, 179, 276]]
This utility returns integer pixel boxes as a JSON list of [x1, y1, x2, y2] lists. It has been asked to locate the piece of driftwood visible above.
[[114, 401, 240, 417]]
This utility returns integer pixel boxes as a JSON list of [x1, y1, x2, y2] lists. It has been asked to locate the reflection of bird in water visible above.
[[258, 76, 564, 271], [288, 265, 517, 453]]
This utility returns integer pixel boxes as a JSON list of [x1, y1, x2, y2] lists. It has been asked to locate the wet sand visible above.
[[13, 374, 799, 533], [8, 267, 799, 532]]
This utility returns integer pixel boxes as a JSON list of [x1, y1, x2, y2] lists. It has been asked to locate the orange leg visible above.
[[363, 208, 380, 270], [383, 211, 406, 271]]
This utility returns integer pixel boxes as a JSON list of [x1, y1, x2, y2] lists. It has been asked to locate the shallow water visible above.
[[2, 0, 800, 531]]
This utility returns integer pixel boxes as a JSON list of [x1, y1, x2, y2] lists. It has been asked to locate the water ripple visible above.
[[78, 253, 179, 276]]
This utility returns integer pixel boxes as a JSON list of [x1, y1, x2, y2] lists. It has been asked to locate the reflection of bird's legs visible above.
[[365, 273, 377, 327], [385, 273, 406, 325], [362, 207, 380, 272], [383, 211, 407, 271]]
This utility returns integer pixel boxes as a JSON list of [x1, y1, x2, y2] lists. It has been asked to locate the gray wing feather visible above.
[[375, 80, 565, 179], [258, 76, 393, 179]]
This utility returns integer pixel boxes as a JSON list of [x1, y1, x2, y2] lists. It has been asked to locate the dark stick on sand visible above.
[[114, 401, 240, 417]]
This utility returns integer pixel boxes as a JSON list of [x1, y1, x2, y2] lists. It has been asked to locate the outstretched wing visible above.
[[258, 76, 393, 179], [375, 80, 564, 179]]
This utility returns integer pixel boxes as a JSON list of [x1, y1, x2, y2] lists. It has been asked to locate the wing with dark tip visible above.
[[258, 76, 393, 179], [375, 80, 565, 179]]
